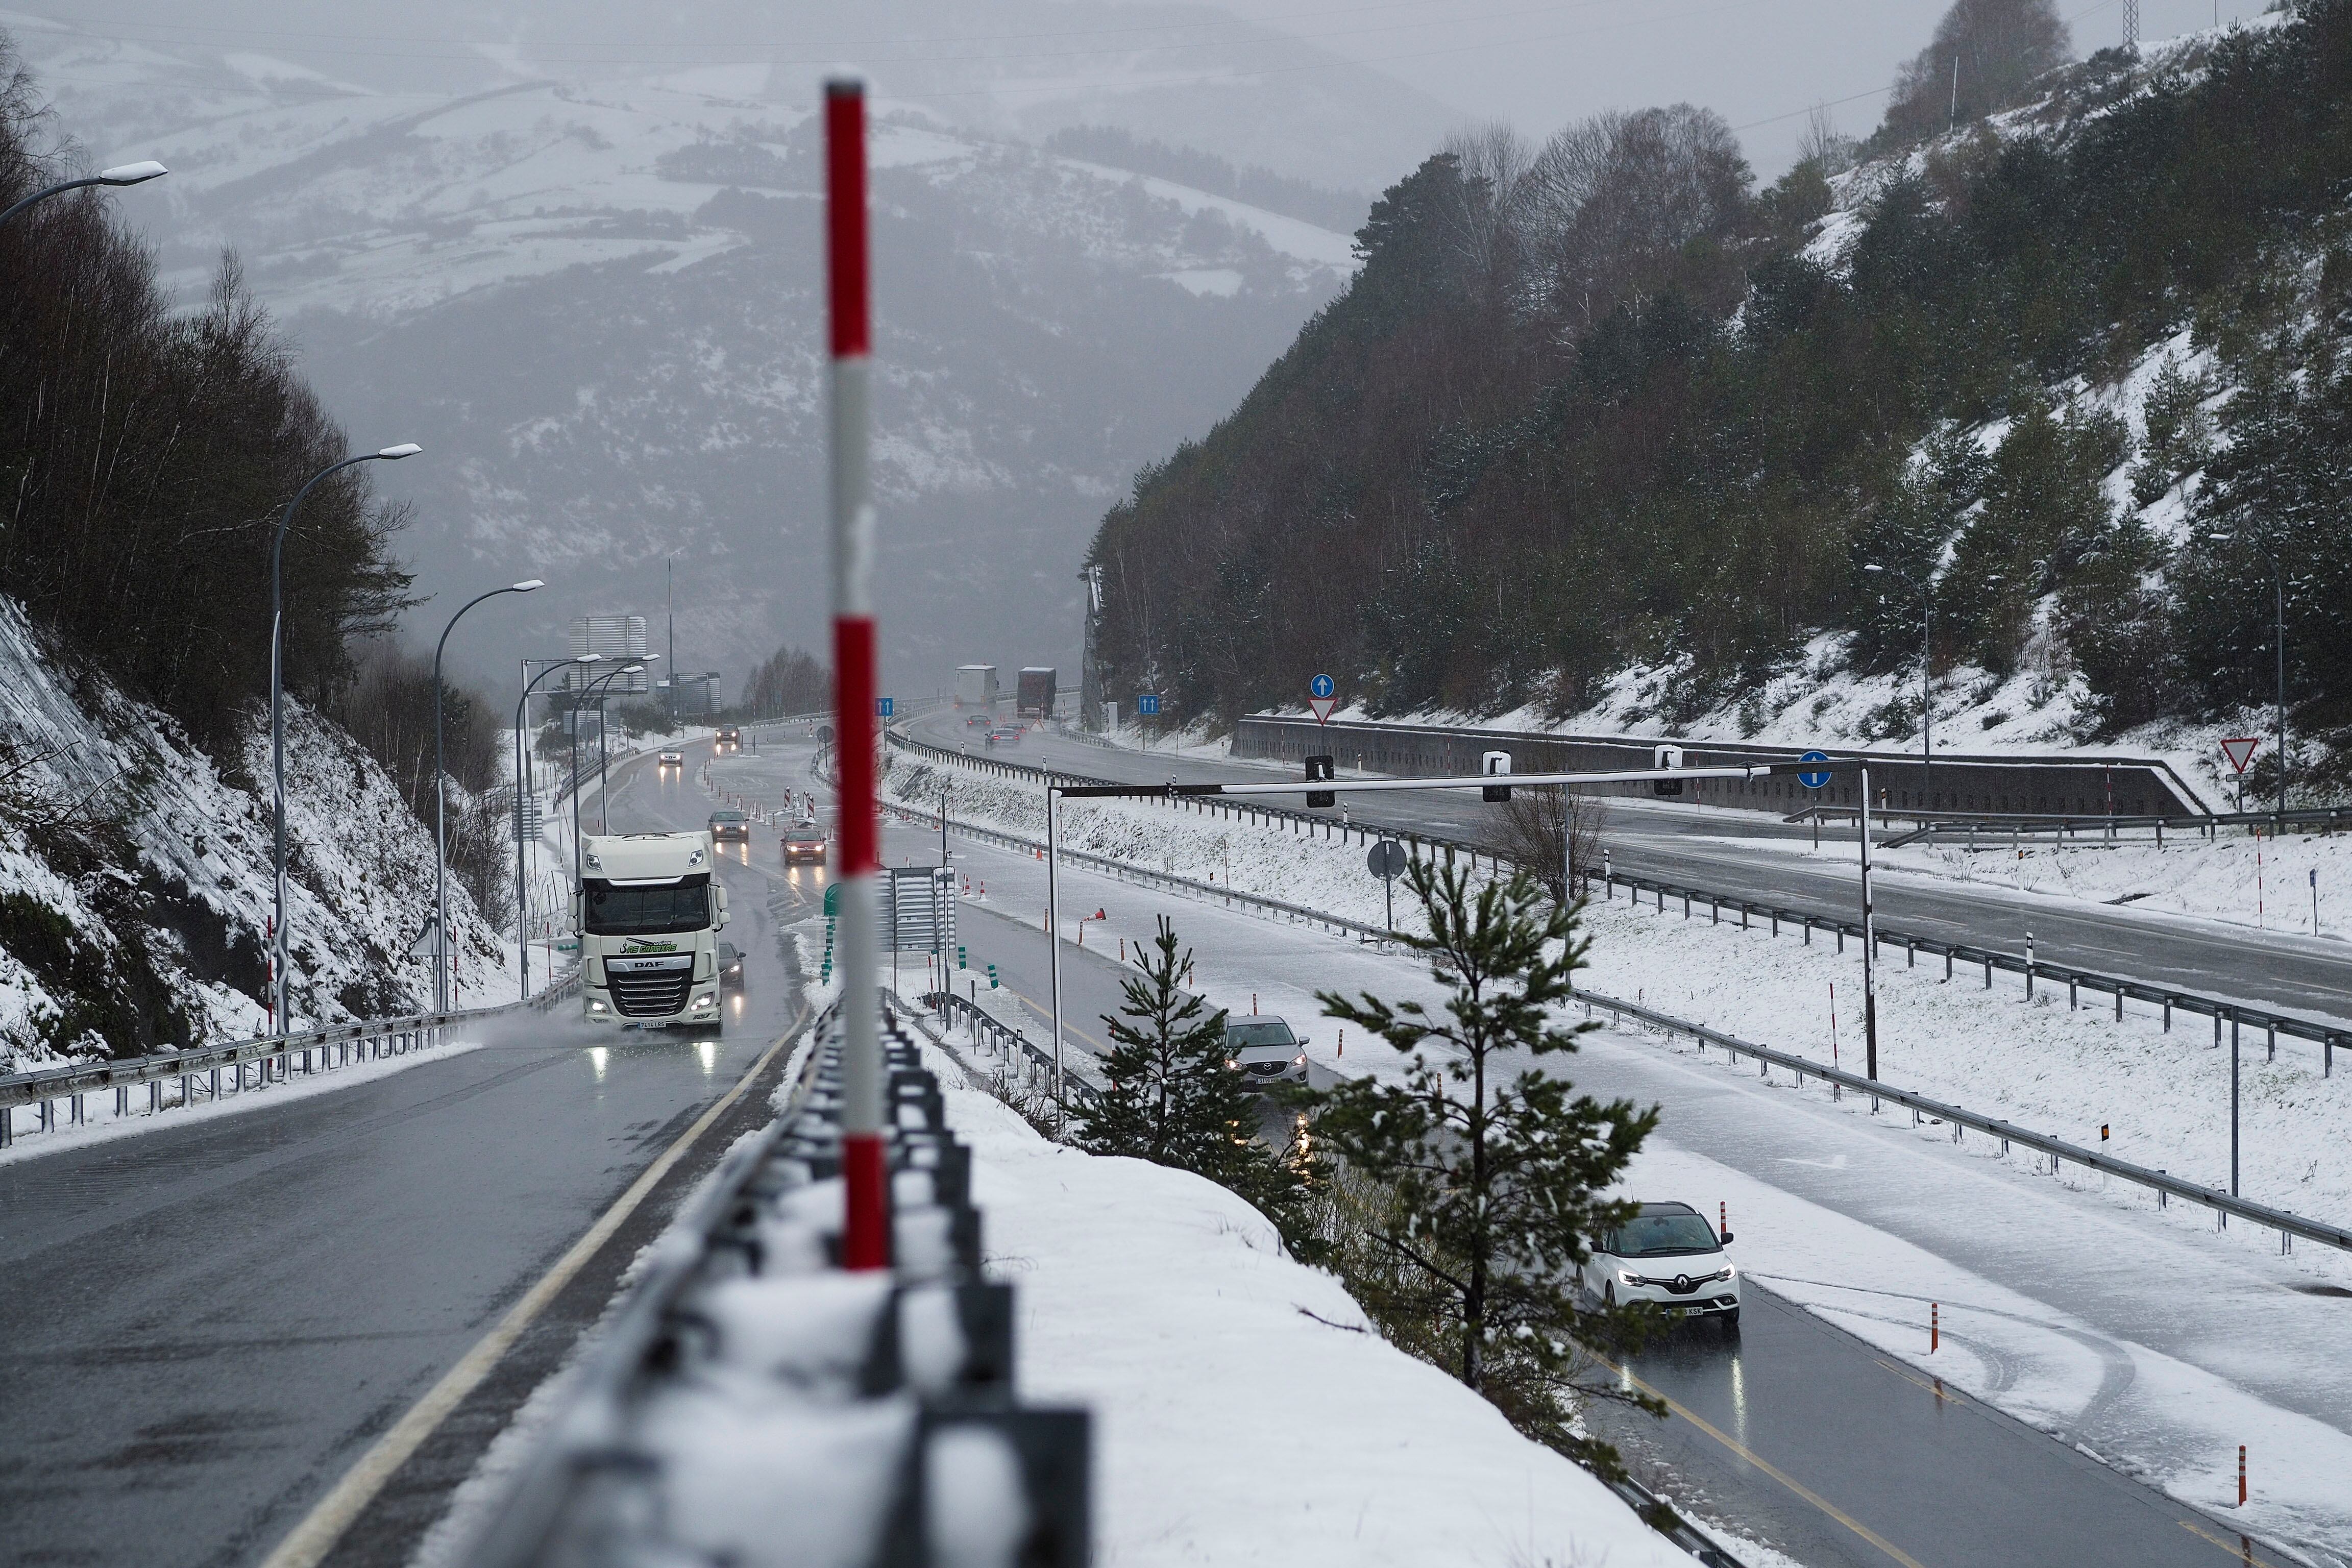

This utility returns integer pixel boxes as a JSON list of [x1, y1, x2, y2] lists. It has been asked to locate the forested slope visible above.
[[1088, 1, 2352, 801]]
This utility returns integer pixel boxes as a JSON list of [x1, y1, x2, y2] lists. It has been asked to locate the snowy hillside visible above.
[[0, 597, 510, 1075], [11, 1, 1438, 690]]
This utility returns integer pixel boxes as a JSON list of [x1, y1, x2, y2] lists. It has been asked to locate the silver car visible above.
[[1581, 1201, 1741, 1334], [1223, 1015, 1309, 1090]]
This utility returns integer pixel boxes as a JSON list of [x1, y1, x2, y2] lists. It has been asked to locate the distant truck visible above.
[[954, 664, 998, 710], [575, 831, 730, 1034], [1016, 667, 1057, 719]]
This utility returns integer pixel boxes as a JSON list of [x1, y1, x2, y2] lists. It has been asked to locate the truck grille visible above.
[[607, 958, 695, 1018]]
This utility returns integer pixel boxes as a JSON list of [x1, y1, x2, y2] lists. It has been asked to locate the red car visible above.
[[782, 822, 828, 864]]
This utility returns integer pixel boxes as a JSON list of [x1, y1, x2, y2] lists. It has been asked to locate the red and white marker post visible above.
[[827, 78, 888, 1271]]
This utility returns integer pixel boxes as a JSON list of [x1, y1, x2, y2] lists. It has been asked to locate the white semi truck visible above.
[[575, 831, 731, 1033]]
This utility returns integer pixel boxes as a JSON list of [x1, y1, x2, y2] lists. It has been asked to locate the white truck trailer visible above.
[[575, 831, 731, 1033], [954, 664, 998, 710]]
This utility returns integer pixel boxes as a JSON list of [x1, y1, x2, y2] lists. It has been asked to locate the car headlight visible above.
[[1721, 1264, 1736, 1282], [1293, 1054, 1306, 1066], [1616, 1269, 1640, 1286]]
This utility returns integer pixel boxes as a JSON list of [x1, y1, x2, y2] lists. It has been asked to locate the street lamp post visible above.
[[0, 160, 168, 226], [270, 443, 421, 1033], [433, 579, 543, 1011], [2269, 555, 2288, 827], [513, 655, 593, 1000], [570, 660, 649, 885]]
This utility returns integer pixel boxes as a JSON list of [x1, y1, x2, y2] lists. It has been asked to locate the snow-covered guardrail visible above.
[[890, 754, 2352, 1261], [0, 968, 581, 1146], [1597, 869, 2345, 1078], [454, 998, 1092, 1568], [924, 987, 1101, 1110]]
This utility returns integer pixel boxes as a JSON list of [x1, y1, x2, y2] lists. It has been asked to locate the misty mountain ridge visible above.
[[15, 0, 1447, 688]]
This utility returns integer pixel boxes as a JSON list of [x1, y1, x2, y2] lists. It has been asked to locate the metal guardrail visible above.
[[1581, 989, 2352, 1257], [887, 750, 2352, 1259], [1784, 802, 2352, 846], [456, 998, 1092, 1568], [923, 987, 1101, 1110], [0, 970, 582, 1143], [1597, 869, 2344, 1077]]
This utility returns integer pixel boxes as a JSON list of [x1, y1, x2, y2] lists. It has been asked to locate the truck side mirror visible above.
[[713, 883, 730, 927]]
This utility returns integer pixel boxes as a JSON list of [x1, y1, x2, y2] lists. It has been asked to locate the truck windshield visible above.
[[584, 875, 711, 936]]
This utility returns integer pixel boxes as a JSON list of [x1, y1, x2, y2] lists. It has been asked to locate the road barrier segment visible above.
[[0, 971, 581, 1146], [454, 998, 1091, 1568], [888, 748, 2352, 1260]]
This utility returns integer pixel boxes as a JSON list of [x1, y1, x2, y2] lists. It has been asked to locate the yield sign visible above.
[[2221, 737, 2262, 774], [1309, 697, 1337, 723]]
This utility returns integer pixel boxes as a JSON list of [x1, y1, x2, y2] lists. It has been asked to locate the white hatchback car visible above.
[[1582, 1201, 1741, 1334]]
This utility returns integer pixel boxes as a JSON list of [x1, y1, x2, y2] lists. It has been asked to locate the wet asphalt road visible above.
[[0, 746, 812, 1568], [903, 709, 2352, 1025]]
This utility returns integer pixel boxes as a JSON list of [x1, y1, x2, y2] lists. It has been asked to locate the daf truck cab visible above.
[[576, 831, 731, 1033]]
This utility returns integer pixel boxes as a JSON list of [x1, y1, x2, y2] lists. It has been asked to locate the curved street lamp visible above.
[[432, 578, 544, 1011], [571, 659, 652, 887], [270, 443, 421, 1033], [513, 654, 597, 1000], [0, 160, 168, 227]]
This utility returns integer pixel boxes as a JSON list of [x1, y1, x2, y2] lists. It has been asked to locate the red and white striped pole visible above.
[[827, 77, 888, 1271]]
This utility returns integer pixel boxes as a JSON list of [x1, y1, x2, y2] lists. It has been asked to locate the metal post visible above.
[[828, 78, 889, 1272], [1860, 761, 1879, 1082], [2231, 1013, 2241, 1198], [1048, 789, 1065, 1123]]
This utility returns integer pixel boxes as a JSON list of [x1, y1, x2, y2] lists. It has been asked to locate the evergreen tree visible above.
[[1074, 916, 1321, 1258], [1311, 859, 1657, 1420]]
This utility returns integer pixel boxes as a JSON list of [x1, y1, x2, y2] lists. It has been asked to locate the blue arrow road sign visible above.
[[1138, 694, 1161, 716], [1798, 750, 1831, 789], [1310, 673, 1335, 699], [876, 696, 894, 718]]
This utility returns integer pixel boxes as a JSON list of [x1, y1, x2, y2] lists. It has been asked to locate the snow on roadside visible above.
[[1873, 824, 2349, 939], [910, 1030, 1685, 1568], [884, 749, 2352, 1268]]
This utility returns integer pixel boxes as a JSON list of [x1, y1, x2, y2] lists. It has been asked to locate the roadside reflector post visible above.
[[1931, 1301, 1939, 1353], [826, 76, 888, 1271], [2239, 1444, 2247, 1506], [1719, 1201, 1728, 1242]]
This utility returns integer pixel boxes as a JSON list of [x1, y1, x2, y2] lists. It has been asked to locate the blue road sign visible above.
[[1138, 693, 1161, 716], [1310, 673, 1336, 699], [876, 696, 895, 718], [1798, 750, 1831, 789]]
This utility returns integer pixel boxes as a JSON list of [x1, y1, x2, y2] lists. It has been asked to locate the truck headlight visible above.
[[694, 992, 715, 1009], [588, 1000, 608, 1013]]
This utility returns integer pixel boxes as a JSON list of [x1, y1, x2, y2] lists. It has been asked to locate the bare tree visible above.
[[1881, 0, 2071, 144], [1492, 786, 1609, 905]]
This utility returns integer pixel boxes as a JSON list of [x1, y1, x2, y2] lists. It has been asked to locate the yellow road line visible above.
[[2177, 1514, 2287, 1565], [1603, 1361, 1932, 1568], [257, 1012, 806, 1568]]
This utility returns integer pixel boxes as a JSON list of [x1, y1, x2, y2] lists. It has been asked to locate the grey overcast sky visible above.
[[1184, 0, 2272, 177]]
